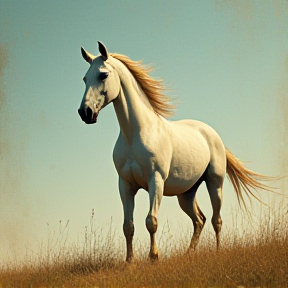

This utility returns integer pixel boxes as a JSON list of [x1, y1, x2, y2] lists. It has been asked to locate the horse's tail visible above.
[[226, 148, 275, 209]]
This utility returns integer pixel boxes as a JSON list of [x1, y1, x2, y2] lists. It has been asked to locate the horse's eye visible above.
[[99, 72, 109, 81]]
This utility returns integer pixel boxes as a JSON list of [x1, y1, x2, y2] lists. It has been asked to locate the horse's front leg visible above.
[[119, 177, 136, 263], [146, 171, 164, 261]]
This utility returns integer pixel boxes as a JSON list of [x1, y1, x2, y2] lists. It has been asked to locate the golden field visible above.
[[0, 203, 287, 288]]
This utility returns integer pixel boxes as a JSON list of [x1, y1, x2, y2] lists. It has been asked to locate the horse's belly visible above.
[[163, 167, 206, 196]]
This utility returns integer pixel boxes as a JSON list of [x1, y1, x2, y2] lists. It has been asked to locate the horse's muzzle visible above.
[[78, 107, 97, 124]]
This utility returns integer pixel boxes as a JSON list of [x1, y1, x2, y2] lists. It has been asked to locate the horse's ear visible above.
[[97, 41, 109, 61], [81, 47, 95, 64]]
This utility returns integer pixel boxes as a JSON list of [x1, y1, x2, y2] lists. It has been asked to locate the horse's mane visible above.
[[110, 53, 176, 119]]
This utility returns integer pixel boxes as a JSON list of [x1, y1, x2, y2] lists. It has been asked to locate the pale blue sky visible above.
[[0, 1, 287, 261]]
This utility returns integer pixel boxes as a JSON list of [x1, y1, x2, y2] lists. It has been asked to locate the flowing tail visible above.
[[226, 148, 275, 209]]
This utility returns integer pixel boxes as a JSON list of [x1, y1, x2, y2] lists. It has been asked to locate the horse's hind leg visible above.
[[196, 200, 206, 227], [205, 170, 224, 249], [177, 180, 206, 252]]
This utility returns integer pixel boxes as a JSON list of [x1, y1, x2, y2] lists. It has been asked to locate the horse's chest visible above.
[[121, 158, 147, 188], [113, 143, 146, 188], [113, 132, 171, 188]]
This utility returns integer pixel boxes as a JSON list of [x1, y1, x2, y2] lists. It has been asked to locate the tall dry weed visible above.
[[0, 205, 287, 288]]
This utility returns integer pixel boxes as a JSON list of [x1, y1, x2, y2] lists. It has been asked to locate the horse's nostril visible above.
[[86, 107, 93, 119]]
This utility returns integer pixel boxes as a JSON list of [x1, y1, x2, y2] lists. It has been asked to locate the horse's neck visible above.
[[112, 68, 157, 144]]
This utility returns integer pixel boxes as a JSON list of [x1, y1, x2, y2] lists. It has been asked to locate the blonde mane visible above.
[[110, 53, 176, 119]]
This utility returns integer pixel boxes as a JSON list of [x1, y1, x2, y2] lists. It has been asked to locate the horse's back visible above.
[[171, 119, 225, 155]]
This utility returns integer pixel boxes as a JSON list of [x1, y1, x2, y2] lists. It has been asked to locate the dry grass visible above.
[[0, 206, 287, 288]]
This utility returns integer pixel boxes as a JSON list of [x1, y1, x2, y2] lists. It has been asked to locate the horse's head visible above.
[[78, 41, 120, 124]]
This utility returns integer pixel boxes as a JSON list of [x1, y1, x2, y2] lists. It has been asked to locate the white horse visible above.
[[78, 41, 272, 262]]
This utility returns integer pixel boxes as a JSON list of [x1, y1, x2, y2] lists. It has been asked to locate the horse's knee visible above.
[[211, 217, 222, 234], [200, 213, 206, 225], [193, 220, 204, 234], [146, 215, 157, 234], [123, 221, 134, 239]]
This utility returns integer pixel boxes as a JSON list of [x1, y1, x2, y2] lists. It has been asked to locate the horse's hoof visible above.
[[126, 256, 134, 263], [149, 253, 159, 262]]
